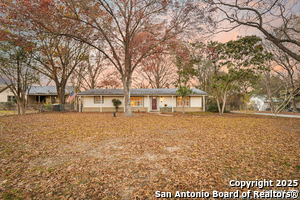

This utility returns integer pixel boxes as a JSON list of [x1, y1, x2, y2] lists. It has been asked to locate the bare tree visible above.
[[208, 0, 300, 62], [0, 40, 39, 114], [99, 71, 122, 89], [136, 54, 176, 88], [33, 34, 89, 107], [71, 51, 107, 91], [272, 48, 300, 112]]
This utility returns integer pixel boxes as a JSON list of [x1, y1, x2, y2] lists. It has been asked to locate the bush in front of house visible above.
[[0, 102, 14, 110], [44, 103, 52, 111], [112, 98, 122, 112], [207, 102, 220, 112], [207, 102, 230, 113]]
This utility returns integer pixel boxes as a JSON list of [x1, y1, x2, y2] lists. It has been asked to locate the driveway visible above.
[[231, 111, 300, 118]]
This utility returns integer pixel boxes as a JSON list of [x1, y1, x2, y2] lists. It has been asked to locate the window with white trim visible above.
[[7, 96, 16, 102], [131, 97, 143, 107], [177, 96, 189, 107], [94, 96, 104, 104]]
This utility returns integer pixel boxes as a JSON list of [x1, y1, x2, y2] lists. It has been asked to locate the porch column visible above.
[[203, 96, 205, 112], [100, 95, 103, 112], [50, 96, 52, 104], [79, 96, 82, 112], [38, 95, 40, 103], [172, 95, 174, 112], [148, 95, 150, 112]]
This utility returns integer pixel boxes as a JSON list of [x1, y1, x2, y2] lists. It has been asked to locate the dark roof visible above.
[[0, 86, 9, 93], [0, 78, 13, 85], [78, 88, 208, 96], [28, 86, 74, 95]]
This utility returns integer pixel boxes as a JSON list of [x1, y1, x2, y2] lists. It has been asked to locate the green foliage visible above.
[[211, 36, 273, 115], [207, 102, 220, 112], [112, 98, 122, 112], [44, 103, 52, 111], [0, 102, 14, 110], [173, 55, 196, 114], [207, 102, 230, 113]]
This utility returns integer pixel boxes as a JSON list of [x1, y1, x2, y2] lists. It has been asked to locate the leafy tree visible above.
[[212, 36, 273, 115], [173, 45, 196, 114], [0, 40, 39, 114], [112, 98, 122, 113], [189, 42, 216, 99]]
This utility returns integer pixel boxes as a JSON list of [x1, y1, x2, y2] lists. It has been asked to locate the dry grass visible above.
[[0, 112, 299, 199], [0, 110, 37, 116]]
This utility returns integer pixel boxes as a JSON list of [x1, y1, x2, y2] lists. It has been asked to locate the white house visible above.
[[0, 86, 75, 103], [0, 86, 16, 102], [77, 88, 208, 112]]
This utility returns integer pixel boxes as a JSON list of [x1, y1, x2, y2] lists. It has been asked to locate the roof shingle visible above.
[[78, 88, 207, 96], [28, 86, 74, 95]]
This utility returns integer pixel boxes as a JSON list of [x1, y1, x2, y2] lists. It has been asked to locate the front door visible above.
[[152, 97, 157, 110]]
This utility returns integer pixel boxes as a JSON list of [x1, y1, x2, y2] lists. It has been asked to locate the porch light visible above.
[[160, 96, 163, 102]]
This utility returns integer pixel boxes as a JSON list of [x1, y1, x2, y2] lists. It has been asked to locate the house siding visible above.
[[191, 96, 202, 107], [174, 107, 203, 112], [81, 95, 204, 112], [0, 88, 15, 102]]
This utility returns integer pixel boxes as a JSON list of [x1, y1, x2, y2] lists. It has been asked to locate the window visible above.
[[7, 96, 16, 102], [131, 97, 143, 107], [94, 96, 104, 104], [177, 96, 189, 107]]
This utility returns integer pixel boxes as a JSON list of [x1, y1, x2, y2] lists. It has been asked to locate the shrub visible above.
[[44, 103, 52, 111], [207, 102, 220, 113], [207, 102, 230, 113], [0, 102, 14, 110], [112, 99, 122, 112]]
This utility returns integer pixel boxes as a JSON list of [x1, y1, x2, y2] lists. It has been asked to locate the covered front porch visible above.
[[27, 95, 68, 104], [79, 95, 206, 113]]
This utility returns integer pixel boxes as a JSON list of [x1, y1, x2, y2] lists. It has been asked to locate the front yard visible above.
[[0, 112, 299, 199]]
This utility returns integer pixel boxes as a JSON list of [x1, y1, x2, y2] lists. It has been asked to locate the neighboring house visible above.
[[0, 86, 16, 102], [77, 88, 208, 112], [249, 96, 265, 111], [261, 94, 300, 111], [27, 86, 74, 104], [0, 86, 75, 104]]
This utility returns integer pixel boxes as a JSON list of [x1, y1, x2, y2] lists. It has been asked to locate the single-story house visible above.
[[0, 86, 16, 102], [77, 88, 208, 112], [27, 86, 74, 104], [0, 86, 75, 104]]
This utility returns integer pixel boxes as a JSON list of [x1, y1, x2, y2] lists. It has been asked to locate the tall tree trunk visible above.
[[123, 78, 133, 116], [221, 91, 227, 115], [264, 73, 275, 113], [182, 98, 185, 114], [291, 86, 297, 112], [216, 97, 222, 115], [291, 96, 297, 112], [16, 95, 26, 115], [55, 81, 66, 111], [266, 87, 274, 113]]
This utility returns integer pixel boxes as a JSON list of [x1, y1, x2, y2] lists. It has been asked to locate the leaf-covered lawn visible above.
[[0, 110, 37, 116], [0, 112, 299, 199]]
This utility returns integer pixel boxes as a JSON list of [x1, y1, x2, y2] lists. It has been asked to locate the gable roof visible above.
[[28, 86, 74, 95], [0, 86, 9, 93], [78, 88, 208, 96]]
